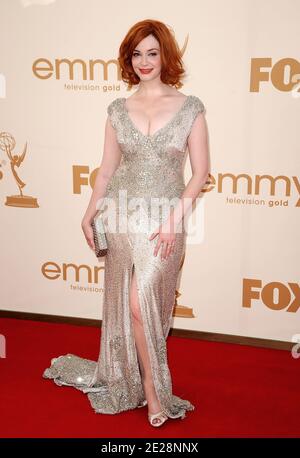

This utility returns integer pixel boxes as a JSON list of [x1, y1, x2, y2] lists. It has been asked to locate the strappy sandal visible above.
[[148, 410, 168, 427]]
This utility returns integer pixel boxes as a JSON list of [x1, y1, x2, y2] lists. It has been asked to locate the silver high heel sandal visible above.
[[148, 411, 168, 427]]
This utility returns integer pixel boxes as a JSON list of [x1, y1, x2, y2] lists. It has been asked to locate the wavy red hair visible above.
[[118, 19, 186, 90]]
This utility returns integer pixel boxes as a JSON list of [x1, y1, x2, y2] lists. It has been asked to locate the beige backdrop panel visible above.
[[0, 0, 299, 343]]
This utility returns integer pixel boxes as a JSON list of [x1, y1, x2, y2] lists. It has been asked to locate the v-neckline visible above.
[[122, 95, 191, 139]]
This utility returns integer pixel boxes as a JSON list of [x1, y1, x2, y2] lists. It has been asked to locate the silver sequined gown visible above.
[[43, 94, 205, 419]]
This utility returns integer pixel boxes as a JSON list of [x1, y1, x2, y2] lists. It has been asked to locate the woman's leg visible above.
[[129, 265, 163, 423]]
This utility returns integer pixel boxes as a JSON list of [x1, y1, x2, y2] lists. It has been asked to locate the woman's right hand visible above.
[[81, 220, 95, 252]]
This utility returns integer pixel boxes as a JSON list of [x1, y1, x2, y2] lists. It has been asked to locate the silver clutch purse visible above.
[[91, 215, 108, 257]]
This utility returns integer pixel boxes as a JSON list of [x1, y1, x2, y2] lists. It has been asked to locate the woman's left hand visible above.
[[148, 221, 176, 260]]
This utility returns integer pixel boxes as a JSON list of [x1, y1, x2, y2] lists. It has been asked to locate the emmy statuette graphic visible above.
[[0, 132, 39, 208], [173, 251, 195, 318]]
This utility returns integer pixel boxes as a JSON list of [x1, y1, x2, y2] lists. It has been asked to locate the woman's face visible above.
[[131, 34, 162, 82]]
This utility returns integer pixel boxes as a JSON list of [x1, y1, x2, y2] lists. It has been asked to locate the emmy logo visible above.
[[0, 132, 39, 208]]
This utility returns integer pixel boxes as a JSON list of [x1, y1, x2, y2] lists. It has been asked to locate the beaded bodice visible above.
[[105, 94, 205, 201]]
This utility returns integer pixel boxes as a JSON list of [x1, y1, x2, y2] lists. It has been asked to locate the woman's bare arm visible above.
[[81, 116, 122, 226], [168, 111, 210, 229], [149, 111, 210, 258]]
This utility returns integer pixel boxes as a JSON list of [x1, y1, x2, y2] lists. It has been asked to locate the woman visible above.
[[43, 19, 209, 428]]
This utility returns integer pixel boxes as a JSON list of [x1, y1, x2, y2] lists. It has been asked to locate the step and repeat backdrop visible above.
[[0, 0, 299, 344]]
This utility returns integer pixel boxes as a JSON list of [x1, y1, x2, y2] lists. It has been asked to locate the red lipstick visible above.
[[139, 68, 153, 74]]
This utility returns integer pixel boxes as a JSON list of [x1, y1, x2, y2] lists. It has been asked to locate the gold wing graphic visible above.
[[15, 142, 27, 167]]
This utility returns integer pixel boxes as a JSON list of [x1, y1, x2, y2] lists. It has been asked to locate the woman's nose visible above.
[[141, 55, 148, 65]]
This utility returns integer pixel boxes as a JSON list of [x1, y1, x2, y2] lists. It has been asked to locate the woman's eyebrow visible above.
[[133, 48, 159, 52]]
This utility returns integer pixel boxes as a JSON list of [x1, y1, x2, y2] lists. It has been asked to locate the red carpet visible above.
[[0, 317, 299, 438]]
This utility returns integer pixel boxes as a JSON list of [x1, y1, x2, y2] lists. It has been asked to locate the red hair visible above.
[[118, 19, 186, 90]]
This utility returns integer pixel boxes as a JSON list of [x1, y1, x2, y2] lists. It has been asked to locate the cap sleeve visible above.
[[185, 95, 205, 140], [192, 95, 205, 115], [107, 99, 118, 130]]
